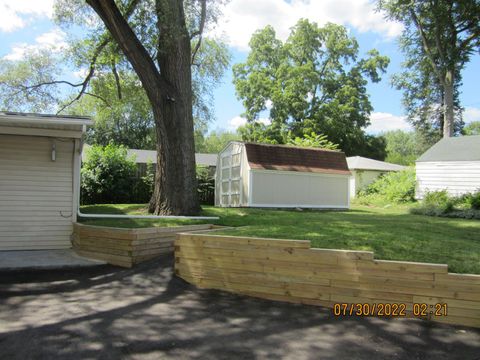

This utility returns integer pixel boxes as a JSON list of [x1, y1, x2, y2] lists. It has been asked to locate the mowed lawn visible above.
[[80, 203, 480, 274]]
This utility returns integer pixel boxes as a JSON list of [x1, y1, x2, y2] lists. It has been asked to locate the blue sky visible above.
[[1, 0, 479, 134]]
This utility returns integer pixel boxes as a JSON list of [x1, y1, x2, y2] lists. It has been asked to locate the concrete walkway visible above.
[[0, 249, 106, 271]]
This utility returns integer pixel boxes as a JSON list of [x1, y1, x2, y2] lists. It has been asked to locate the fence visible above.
[[174, 233, 480, 328]]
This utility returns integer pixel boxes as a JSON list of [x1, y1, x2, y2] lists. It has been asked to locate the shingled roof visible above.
[[417, 135, 480, 162], [244, 143, 350, 175]]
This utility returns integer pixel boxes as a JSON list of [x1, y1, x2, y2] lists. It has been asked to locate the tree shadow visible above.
[[0, 256, 479, 359]]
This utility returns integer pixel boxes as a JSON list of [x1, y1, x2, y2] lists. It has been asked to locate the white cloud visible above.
[[212, 0, 402, 51], [72, 68, 89, 80], [464, 107, 480, 124], [4, 28, 67, 60], [0, 0, 54, 32], [228, 116, 271, 130], [366, 112, 412, 134], [229, 116, 247, 129]]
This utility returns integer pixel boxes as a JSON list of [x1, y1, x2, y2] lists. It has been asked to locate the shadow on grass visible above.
[[0, 257, 479, 360], [78, 204, 479, 273], [80, 204, 148, 215], [213, 211, 480, 274]]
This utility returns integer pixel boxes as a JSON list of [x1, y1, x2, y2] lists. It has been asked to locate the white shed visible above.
[[215, 142, 351, 209], [347, 156, 406, 198], [415, 135, 480, 199], [0, 112, 92, 250]]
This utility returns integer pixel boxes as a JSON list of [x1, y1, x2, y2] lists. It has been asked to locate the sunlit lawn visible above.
[[80, 203, 480, 274]]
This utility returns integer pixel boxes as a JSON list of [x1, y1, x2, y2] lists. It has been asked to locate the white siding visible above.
[[416, 161, 480, 199], [349, 169, 386, 198], [0, 134, 75, 250], [240, 145, 249, 206], [250, 170, 349, 208]]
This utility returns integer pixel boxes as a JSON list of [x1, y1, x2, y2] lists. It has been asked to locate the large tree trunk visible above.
[[148, 0, 199, 215], [86, 0, 200, 215], [443, 69, 454, 138]]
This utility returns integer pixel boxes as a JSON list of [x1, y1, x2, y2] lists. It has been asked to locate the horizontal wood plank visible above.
[[175, 233, 480, 328]]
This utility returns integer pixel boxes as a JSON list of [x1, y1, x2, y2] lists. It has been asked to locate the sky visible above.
[[1, 0, 480, 135]]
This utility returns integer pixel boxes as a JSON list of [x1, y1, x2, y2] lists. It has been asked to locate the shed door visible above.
[[219, 147, 242, 207], [0, 134, 74, 250]]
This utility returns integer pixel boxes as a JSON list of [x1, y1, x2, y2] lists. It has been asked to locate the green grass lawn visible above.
[[79, 203, 480, 274]]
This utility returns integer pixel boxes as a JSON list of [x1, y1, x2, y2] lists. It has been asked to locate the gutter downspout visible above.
[[75, 126, 219, 221]]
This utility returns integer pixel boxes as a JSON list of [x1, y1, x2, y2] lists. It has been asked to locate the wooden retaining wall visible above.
[[174, 233, 480, 328], [73, 223, 214, 268]]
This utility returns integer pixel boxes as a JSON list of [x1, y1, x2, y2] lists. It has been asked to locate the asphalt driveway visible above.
[[0, 256, 479, 360]]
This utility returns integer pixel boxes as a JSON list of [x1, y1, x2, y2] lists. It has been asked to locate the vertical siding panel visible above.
[[0, 134, 74, 250]]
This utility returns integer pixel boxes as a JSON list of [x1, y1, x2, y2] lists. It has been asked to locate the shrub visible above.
[[461, 191, 480, 210], [197, 166, 215, 205], [357, 167, 416, 204], [81, 144, 138, 204], [423, 190, 454, 212], [132, 162, 155, 203], [410, 190, 480, 219]]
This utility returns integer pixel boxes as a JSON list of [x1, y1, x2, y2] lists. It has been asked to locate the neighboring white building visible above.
[[347, 156, 406, 198], [82, 146, 218, 175], [0, 112, 92, 250], [416, 135, 480, 199], [215, 142, 351, 209]]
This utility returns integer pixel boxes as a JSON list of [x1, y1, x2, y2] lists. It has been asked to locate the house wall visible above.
[[0, 134, 75, 250], [250, 169, 349, 208], [416, 161, 480, 199], [349, 170, 386, 198]]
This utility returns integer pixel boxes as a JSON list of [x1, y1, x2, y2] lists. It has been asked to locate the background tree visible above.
[[0, 0, 230, 215], [67, 72, 157, 149], [0, 50, 62, 113], [378, 0, 480, 138], [195, 130, 241, 153], [286, 132, 338, 150], [462, 121, 480, 135], [233, 20, 390, 159], [65, 36, 229, 150], [382, 129, 435, 165]]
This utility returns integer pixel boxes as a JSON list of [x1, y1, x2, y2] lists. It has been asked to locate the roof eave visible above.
[[0, 113, 93, 127]]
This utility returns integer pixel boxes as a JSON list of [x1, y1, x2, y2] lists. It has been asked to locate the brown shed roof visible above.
[[244, 143, 351, 175]]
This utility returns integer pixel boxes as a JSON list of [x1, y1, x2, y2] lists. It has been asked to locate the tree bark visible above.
[[443, 69, 454, 138], [86, 0, 200, 215]]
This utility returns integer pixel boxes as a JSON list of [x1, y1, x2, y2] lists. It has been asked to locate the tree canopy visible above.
[[382, 129, 437, 165], [0, 1, 230, 151], [195, 130, 241, 153], [378, 0, 480, 138], [0, 0, 231, 215], [232, 19, 389, 159], [462, 121, 480, 136]]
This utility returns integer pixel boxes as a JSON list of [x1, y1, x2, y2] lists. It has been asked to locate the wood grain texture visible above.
[[175, 233, 480, 328], [73, 223, 213, 267]]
